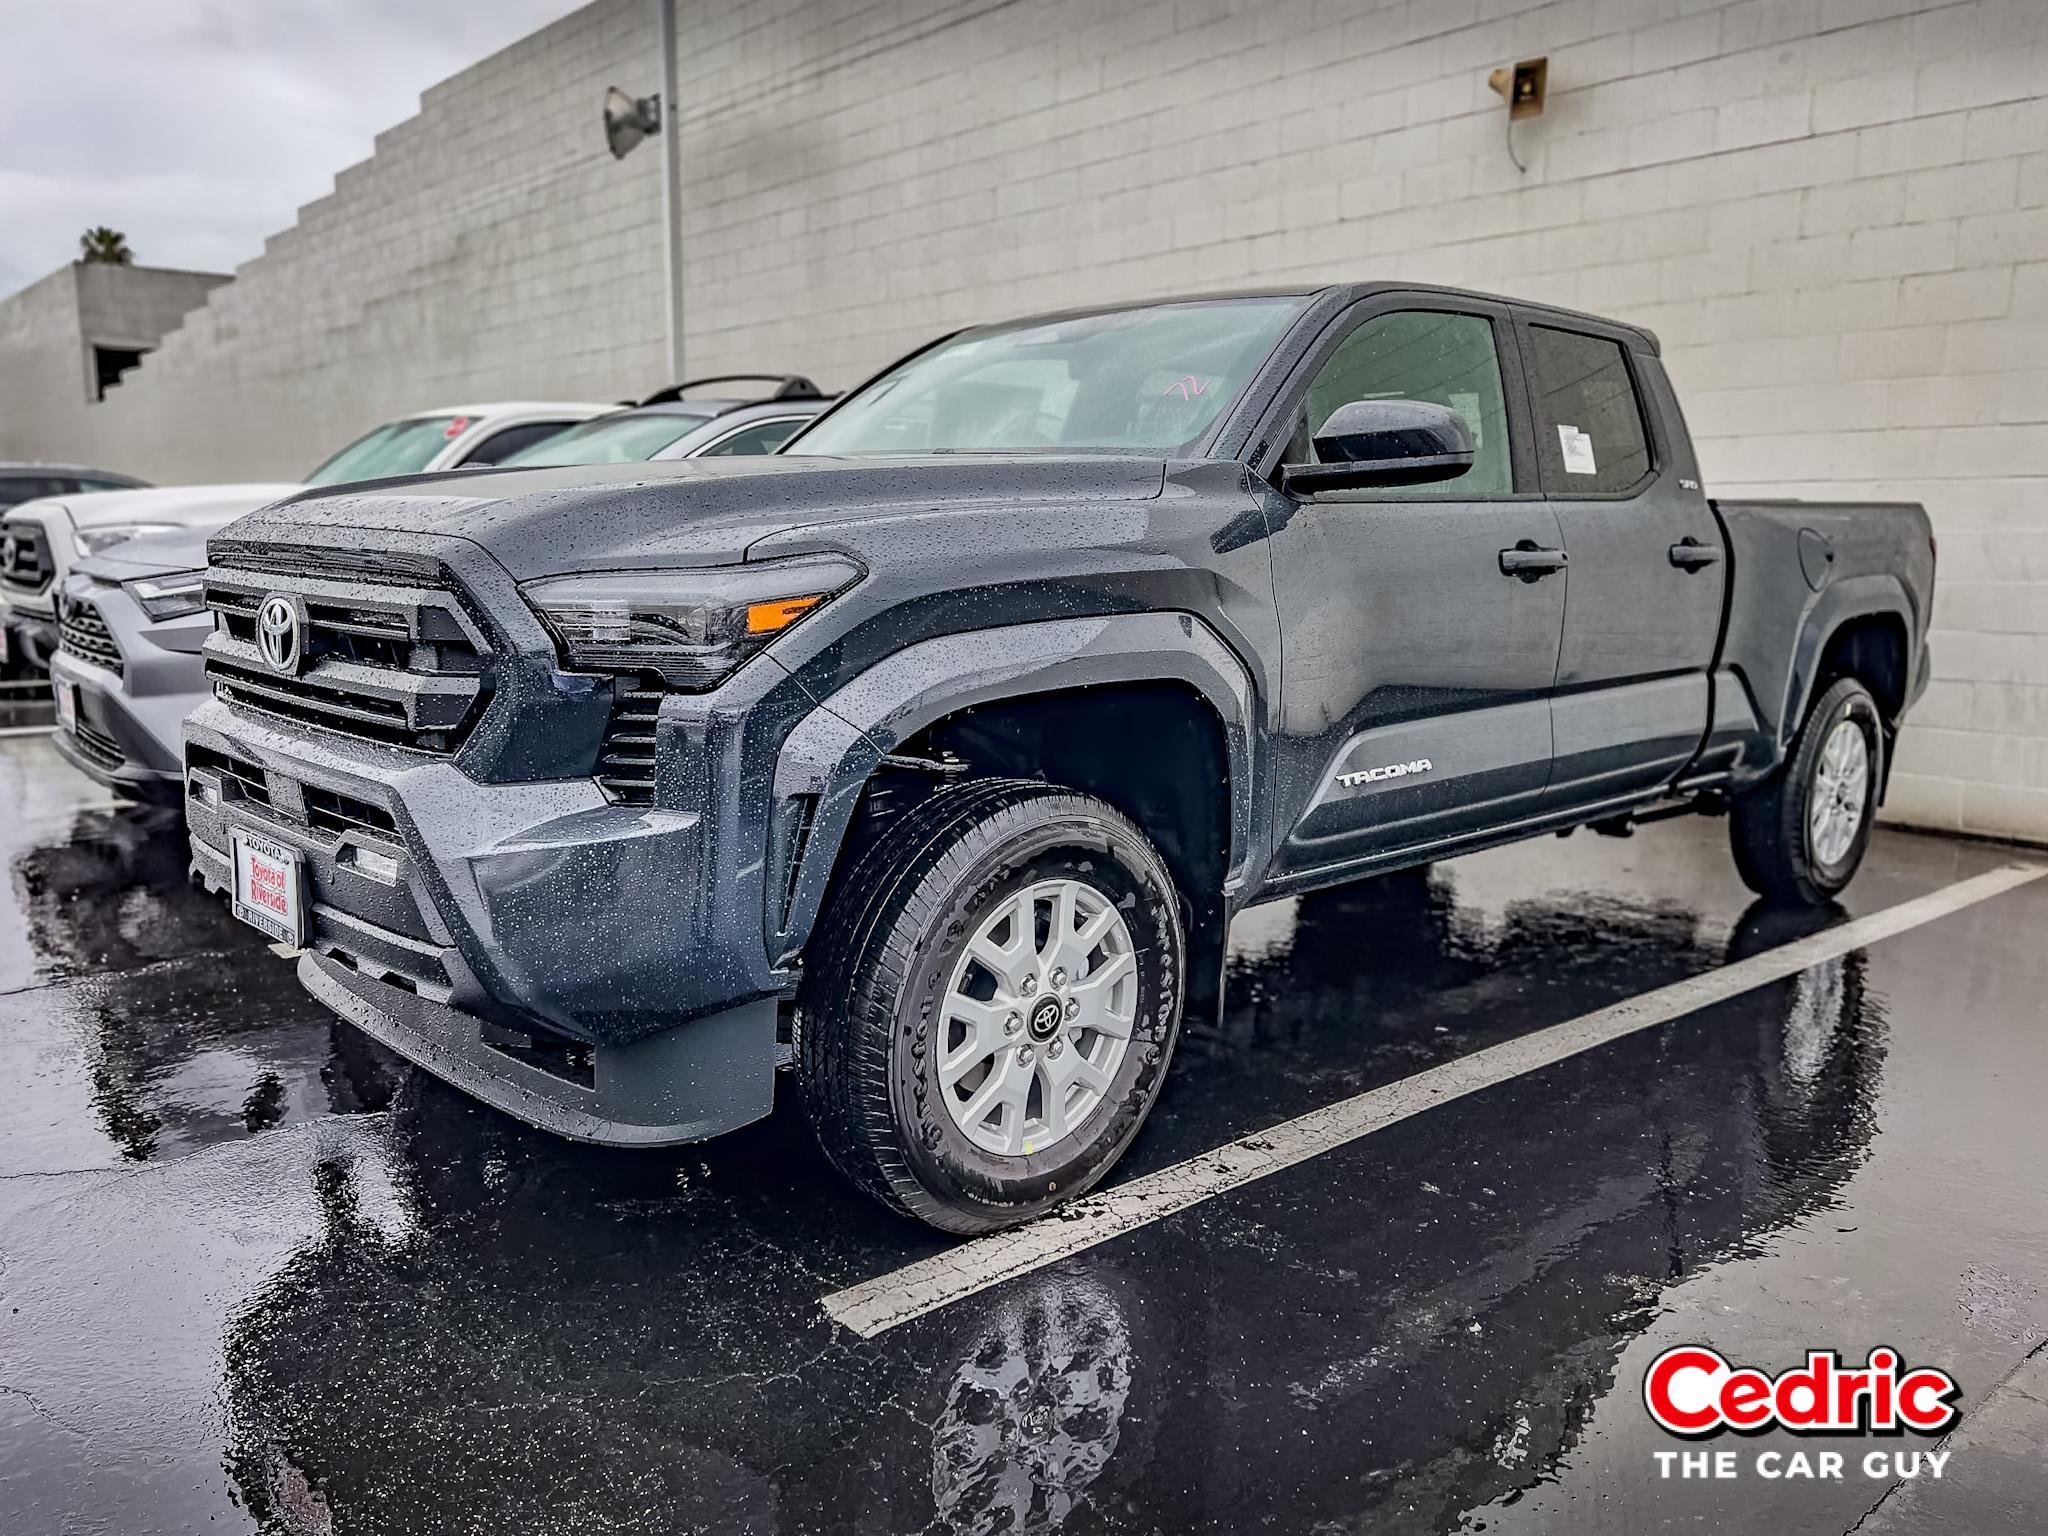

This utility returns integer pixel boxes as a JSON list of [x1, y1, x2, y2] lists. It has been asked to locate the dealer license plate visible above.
[[231, 828, 305, 947], [54, 679, 77, 732]]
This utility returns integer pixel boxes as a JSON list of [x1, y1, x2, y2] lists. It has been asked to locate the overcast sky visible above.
[[0, 0, 589, 297]]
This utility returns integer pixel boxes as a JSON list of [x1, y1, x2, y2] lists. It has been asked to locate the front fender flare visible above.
[[766, 612, 1258, 961]]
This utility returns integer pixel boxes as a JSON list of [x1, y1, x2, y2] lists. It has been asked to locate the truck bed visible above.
[[1706, 497, 1936, 782]]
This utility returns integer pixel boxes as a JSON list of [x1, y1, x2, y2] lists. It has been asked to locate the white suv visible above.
[[1, 401, 613, 670]]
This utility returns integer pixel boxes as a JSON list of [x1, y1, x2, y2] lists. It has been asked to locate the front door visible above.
[[1261, 299, 1568, 884], [1516, 319, 1724, 809]]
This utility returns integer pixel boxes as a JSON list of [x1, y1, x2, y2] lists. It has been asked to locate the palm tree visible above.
[[78, 227, 134, 265]]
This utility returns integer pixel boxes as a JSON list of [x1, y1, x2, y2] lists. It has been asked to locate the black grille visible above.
[[1, 523, 52, 594], [188, 743, 272, 805], [305, 785, 400, 842], [205, 541, 454, 586], [596, 678, 664, 804], [58, 595, 123, 676], [66, 717, 124, 771], [188, 744, 403, 851], [203, 567, 490, 754]]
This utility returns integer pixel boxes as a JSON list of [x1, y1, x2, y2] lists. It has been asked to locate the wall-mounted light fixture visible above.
[[1487, 56, 1548, 172], [602, 86, 661, 160]]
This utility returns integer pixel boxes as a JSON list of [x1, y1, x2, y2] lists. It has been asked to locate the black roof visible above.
[[944, 283, 1662, 354]]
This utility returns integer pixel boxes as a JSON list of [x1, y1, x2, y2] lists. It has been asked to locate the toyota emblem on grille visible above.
[[0, 534, 18, 573], [256, 594, 304, 675]]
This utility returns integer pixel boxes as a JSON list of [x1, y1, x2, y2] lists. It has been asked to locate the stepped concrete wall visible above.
[[2, 0, 2044, 838]]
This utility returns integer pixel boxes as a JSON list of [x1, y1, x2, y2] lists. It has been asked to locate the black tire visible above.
[[1730, 676, 1884, 906], [796, 778, 1186, 1234]]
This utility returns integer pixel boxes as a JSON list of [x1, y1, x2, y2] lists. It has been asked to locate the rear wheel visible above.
[[796, 779, 1186, 1233], [1730, 676, 1883, 906]]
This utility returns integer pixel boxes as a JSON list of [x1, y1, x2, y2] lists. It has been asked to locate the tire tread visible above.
[[799, 778, 1170, 1233], [1730, 676, 1881, 906]]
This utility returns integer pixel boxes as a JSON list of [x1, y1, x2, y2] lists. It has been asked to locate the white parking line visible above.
[[822, 862, 2047, 1338], [0, 724, 56, 738]]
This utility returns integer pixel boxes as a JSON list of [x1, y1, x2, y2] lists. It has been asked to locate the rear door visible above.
[[1261, 295, 1567, 881], [1518, 318, 1724, 809]]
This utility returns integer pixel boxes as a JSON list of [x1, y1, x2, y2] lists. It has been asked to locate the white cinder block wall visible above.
[[12, 0, 2048, 841], [0, 267, 86, 455]]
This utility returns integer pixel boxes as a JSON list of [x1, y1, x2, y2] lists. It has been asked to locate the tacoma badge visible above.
[[1338, 758, 1433, 788]]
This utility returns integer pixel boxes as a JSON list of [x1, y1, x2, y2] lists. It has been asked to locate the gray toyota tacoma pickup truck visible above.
[[186, 285, 1934, 1232]]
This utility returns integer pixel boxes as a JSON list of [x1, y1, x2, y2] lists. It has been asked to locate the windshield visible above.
[[787, 297, 1309, 457], [500, 411, 711, 467], [305, 416, 462, 486]]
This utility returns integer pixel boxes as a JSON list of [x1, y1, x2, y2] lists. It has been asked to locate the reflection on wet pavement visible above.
[[1, 735, 2043, 1535], [2, 766, 397, 1174], [932, 1275, 1133, 1534]]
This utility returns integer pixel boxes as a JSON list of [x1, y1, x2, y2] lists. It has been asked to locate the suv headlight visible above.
[[123, 568, 208, 621], [522, 554, 862, 690], [75, 522, 182, 556]]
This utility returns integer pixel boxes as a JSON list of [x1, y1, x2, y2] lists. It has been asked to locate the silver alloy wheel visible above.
[[1808, 716, 1871, 867], [939, 877, 1138, 1156]]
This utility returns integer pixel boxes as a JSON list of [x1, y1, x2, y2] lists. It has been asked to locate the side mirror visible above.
[[1281, 399, 1475, 495]]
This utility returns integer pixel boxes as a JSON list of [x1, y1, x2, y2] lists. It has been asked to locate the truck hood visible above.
[[227, 455, 1167, 579], [74, 524, 215, 581], [27, 483, 305, 532]]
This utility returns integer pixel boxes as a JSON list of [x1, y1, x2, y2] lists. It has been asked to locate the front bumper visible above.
[[183, 700, 780, 1145], [2, 606, 58, 672], [300, 952, 774, 1145], [47, 582, 208, 799], [49, 651, 185, 800]]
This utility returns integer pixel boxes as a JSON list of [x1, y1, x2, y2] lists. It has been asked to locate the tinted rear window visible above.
[[461, 421, 580, 466], [0, 475, 69, 508], [1525, 326, 1652, 495], [693, 417, 811, 457], [504, 412, 712, 466]]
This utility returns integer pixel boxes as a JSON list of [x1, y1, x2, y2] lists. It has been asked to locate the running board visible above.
[[1554, 793, 1728, 840]]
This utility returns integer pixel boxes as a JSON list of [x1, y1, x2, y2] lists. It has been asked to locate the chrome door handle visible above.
[[1499, 544, 1568, 580]]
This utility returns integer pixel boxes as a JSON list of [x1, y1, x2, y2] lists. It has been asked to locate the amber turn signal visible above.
[[746, 594, 824, 634]]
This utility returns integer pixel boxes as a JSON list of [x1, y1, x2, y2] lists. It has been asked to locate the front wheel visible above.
[[1730, 677, 1884, 906], [796, 779, 1186, 1234]]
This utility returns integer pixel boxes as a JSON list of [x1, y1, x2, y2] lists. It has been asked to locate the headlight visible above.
[[123, 568, 208, 622], [74, 522, 181, 556], [522, 554, 861, 690]]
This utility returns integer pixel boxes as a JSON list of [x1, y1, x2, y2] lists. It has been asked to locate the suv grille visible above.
[[202, 566, 491, 754], [67, 717, 125, 771], [58, 595, 123, 676], [596, 678, 664, 804], [1, 523, 52, 594]]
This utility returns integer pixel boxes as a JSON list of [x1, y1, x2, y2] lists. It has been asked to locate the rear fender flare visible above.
[[767, 613, 1257, 961], [1776, 575, 1915, 753]]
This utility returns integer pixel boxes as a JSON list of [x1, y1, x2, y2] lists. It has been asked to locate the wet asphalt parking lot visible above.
[[2, 723, 2045, 1535]]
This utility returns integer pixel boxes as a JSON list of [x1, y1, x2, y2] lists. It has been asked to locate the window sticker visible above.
[[1558, 423, 1597, 475]]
